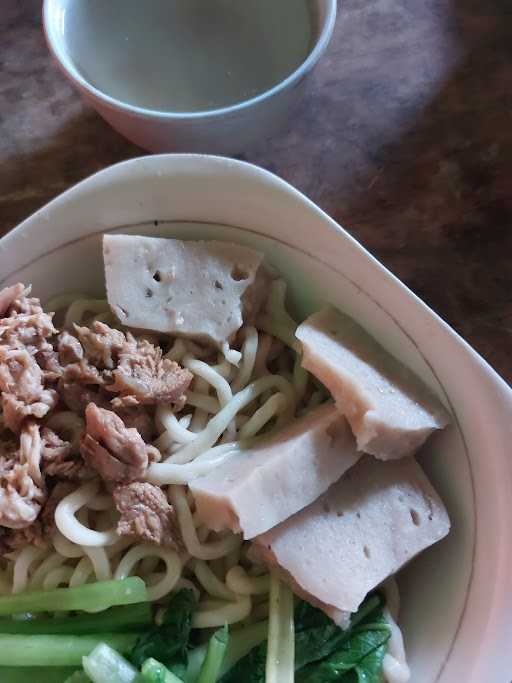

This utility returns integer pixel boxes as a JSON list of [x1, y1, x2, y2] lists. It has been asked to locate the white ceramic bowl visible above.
[[1, 155, 511, 681], [42, 0, 336, 154]]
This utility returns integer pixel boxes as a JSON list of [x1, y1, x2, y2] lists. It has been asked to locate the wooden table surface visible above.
[[1, 0, 511, 381]]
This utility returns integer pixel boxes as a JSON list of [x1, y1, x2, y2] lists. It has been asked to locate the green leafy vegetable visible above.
[[353, 643, 388, 683], [0, 632, 138, 666], [83, 642, 139, 683], [131, 589, 195, 675], [0, 577, 147, 616], [296, 618, 390, 682], [220, 594, 389, 683], [294, 594, 382, 669], [137, 657, 185, 683], [0, 602, 152, 634], [196, 625, 229, 683], [218, 640, 267, 683]]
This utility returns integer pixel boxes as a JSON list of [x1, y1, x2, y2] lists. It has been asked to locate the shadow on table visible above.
[[302, 0, 512, 380], [0, 110, 144, 236]]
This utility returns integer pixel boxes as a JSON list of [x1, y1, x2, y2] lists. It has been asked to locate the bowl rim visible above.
[[42, 0, 337, 120]]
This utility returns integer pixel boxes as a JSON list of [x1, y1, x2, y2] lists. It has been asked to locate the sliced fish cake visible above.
[[191, 403, 361, 539], [296, 307, 450, 460], [250, 455, 450, 624]]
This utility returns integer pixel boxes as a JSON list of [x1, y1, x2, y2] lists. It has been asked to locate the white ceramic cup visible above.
[[43, 0, 336, 154], [2, 154, 512, 681]]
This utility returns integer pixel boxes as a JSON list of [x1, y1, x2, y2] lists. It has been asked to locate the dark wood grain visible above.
[[1, 0, 511, 381]]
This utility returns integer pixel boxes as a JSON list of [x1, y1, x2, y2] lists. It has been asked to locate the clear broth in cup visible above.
[[65, 0, 312, 113]]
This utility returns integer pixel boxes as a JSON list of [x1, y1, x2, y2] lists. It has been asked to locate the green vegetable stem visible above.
[[196, 625, 229, 683], [0, 602, 152, 635], [0, 577, 147, 616], [83, 642, 139, 683], [137, 657, 185, 683], [184, 621, 268, 683], [0, 632, 138, 667], [64, 671, 92, 683], [0, 667, 77, 683]]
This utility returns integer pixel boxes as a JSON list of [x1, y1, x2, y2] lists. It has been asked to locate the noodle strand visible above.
[[55, 481, 119, 547]]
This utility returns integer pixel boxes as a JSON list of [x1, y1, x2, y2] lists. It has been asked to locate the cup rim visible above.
[[43, 0, 337, 120]]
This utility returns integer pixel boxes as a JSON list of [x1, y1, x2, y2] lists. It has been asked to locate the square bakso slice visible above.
[[103, 235, 268, 347], [296, 307, 450, 460], [190, 404, 361, 539], [250, 455, 450, 625]]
